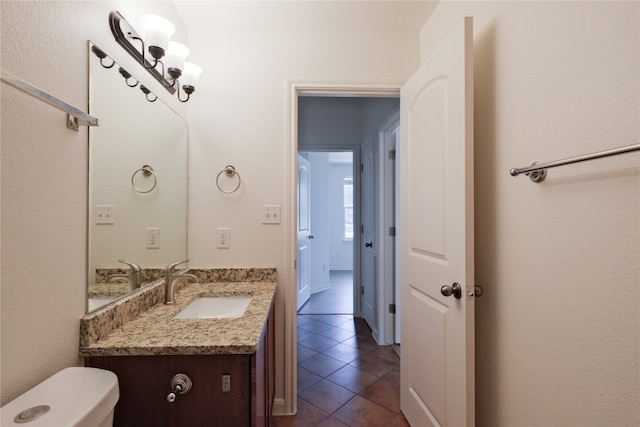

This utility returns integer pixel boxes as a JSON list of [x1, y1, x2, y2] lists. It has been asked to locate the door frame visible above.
[[360, 136, 377, 335], [376, 108, 400, 345], [283, 82, 401, 414]]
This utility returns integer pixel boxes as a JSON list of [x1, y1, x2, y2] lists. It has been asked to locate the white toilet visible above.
[[0, 367, 119, 427]]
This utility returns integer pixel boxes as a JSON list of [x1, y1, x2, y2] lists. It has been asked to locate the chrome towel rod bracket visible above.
[[1, 69, 98, 130], [510, 143, 640, 183]]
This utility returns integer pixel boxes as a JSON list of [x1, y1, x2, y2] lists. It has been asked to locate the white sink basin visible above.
[[174, 296, 252, 319]]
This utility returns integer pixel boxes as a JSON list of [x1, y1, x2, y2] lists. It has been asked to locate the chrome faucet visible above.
[[106, 260, 142, 291], [164, 260, 198, 305]]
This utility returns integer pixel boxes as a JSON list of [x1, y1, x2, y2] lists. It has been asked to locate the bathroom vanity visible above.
[[79, 270, 276, 427]]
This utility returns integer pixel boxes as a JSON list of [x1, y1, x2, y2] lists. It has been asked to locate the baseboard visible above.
[[271, 398, 292, 416], [310, 283, 331, 294]]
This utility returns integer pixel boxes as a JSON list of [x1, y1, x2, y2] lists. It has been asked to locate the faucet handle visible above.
[[166, 260, 189, 272], [118, 259, 141, 272]]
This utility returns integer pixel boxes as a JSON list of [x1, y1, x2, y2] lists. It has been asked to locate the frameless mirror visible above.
[[87, 42, 187, 312]]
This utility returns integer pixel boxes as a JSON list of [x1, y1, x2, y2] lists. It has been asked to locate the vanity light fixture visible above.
[[140, 85, 157, 103], [109, 11, 202, 103], [91, 45, 159, 104], [91, 45, 115, 69], [118, 67, 138, 88]]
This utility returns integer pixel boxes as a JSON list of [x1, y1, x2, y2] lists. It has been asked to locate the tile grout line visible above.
[[291, 314, 405, 426]]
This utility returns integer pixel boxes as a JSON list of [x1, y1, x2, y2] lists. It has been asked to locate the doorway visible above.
[[297, 151, 355, 315], [296, 95, 399, 328], [282, 84, 401, 415]]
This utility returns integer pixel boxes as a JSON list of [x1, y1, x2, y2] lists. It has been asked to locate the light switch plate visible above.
[[262, 205, 281, 224], [95, 205, 115, 224]]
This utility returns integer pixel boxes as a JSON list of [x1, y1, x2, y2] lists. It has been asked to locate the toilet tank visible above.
[[0, 367, 119, 427]]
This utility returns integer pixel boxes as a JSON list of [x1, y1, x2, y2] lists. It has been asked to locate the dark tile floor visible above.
[[272, 314, 408, 427]]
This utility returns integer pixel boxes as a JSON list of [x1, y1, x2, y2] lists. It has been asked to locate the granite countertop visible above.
[[88, 282, 132, 298], [79, 280, 276, 357]]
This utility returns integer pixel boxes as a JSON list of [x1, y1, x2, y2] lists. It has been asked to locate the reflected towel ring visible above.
[[131, 165, 157, 193], [216, 165, 241, 194]]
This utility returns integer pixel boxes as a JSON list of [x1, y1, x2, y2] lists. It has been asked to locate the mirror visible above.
[[87, 42, 188, 312]]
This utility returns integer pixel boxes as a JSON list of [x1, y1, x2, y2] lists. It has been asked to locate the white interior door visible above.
[[400, 17, 475, 427], [297, 154, 311, 311], [361, 137, 377, 335]]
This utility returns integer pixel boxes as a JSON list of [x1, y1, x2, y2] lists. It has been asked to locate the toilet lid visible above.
[[0, 367, 119, 427]]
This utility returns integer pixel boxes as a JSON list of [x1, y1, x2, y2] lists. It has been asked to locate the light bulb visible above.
[[164, 42, 190, 79], [140, 15, 175, 59], [180, 63, 203, 89]]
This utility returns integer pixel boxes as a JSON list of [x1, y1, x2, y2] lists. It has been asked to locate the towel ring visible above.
[[216, 165, 241, 194], [131, 165, 157, 193]]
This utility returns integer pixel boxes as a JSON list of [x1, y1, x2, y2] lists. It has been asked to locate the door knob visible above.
[[365, 242, 373, 248], [308, 235, 314, 239], [441, 282, 462, 299]]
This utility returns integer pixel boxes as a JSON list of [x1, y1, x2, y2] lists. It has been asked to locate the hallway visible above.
[[297, 271, 353, 315], [273, 314, 407, 427]]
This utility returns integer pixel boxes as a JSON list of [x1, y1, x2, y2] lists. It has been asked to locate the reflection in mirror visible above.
[[88, 42, 187, 312]]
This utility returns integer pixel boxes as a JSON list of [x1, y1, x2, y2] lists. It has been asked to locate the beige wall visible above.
[[419, 1, 639, 425]]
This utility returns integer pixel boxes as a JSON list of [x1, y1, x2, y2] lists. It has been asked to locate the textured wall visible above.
[[420, 2, 639, 425]]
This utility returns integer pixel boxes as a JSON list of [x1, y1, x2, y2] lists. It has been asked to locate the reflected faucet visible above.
[[164, 260, 198, 305], [106, 260, 142, 291]]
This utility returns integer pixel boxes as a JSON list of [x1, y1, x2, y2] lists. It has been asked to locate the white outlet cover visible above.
[[147, 227, 160, 249], [216, 228, 230, 248]]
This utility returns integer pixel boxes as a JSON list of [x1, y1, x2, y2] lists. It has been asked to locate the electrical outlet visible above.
[[222, 374, 231, 392], [217, 228, 230, 248], [95, 205, 115, 224], [147, 228, 160, 248], [262, 205, 281, 224]]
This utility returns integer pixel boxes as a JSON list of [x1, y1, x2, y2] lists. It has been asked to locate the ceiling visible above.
[[174, 1, 438, 33]]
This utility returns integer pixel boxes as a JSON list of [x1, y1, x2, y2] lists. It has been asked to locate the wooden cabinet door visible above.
[[86, 355, 251, 427]]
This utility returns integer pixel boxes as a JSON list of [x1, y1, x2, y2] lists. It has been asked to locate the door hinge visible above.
[[294, 259, 297, 269], [388, 150, 396, 160], [360, 163, 364, 172], [361, 286, 364, 295], [389, 303, 396, 314], [361, 224, 364, 234], [388, 226, 396, 237]]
